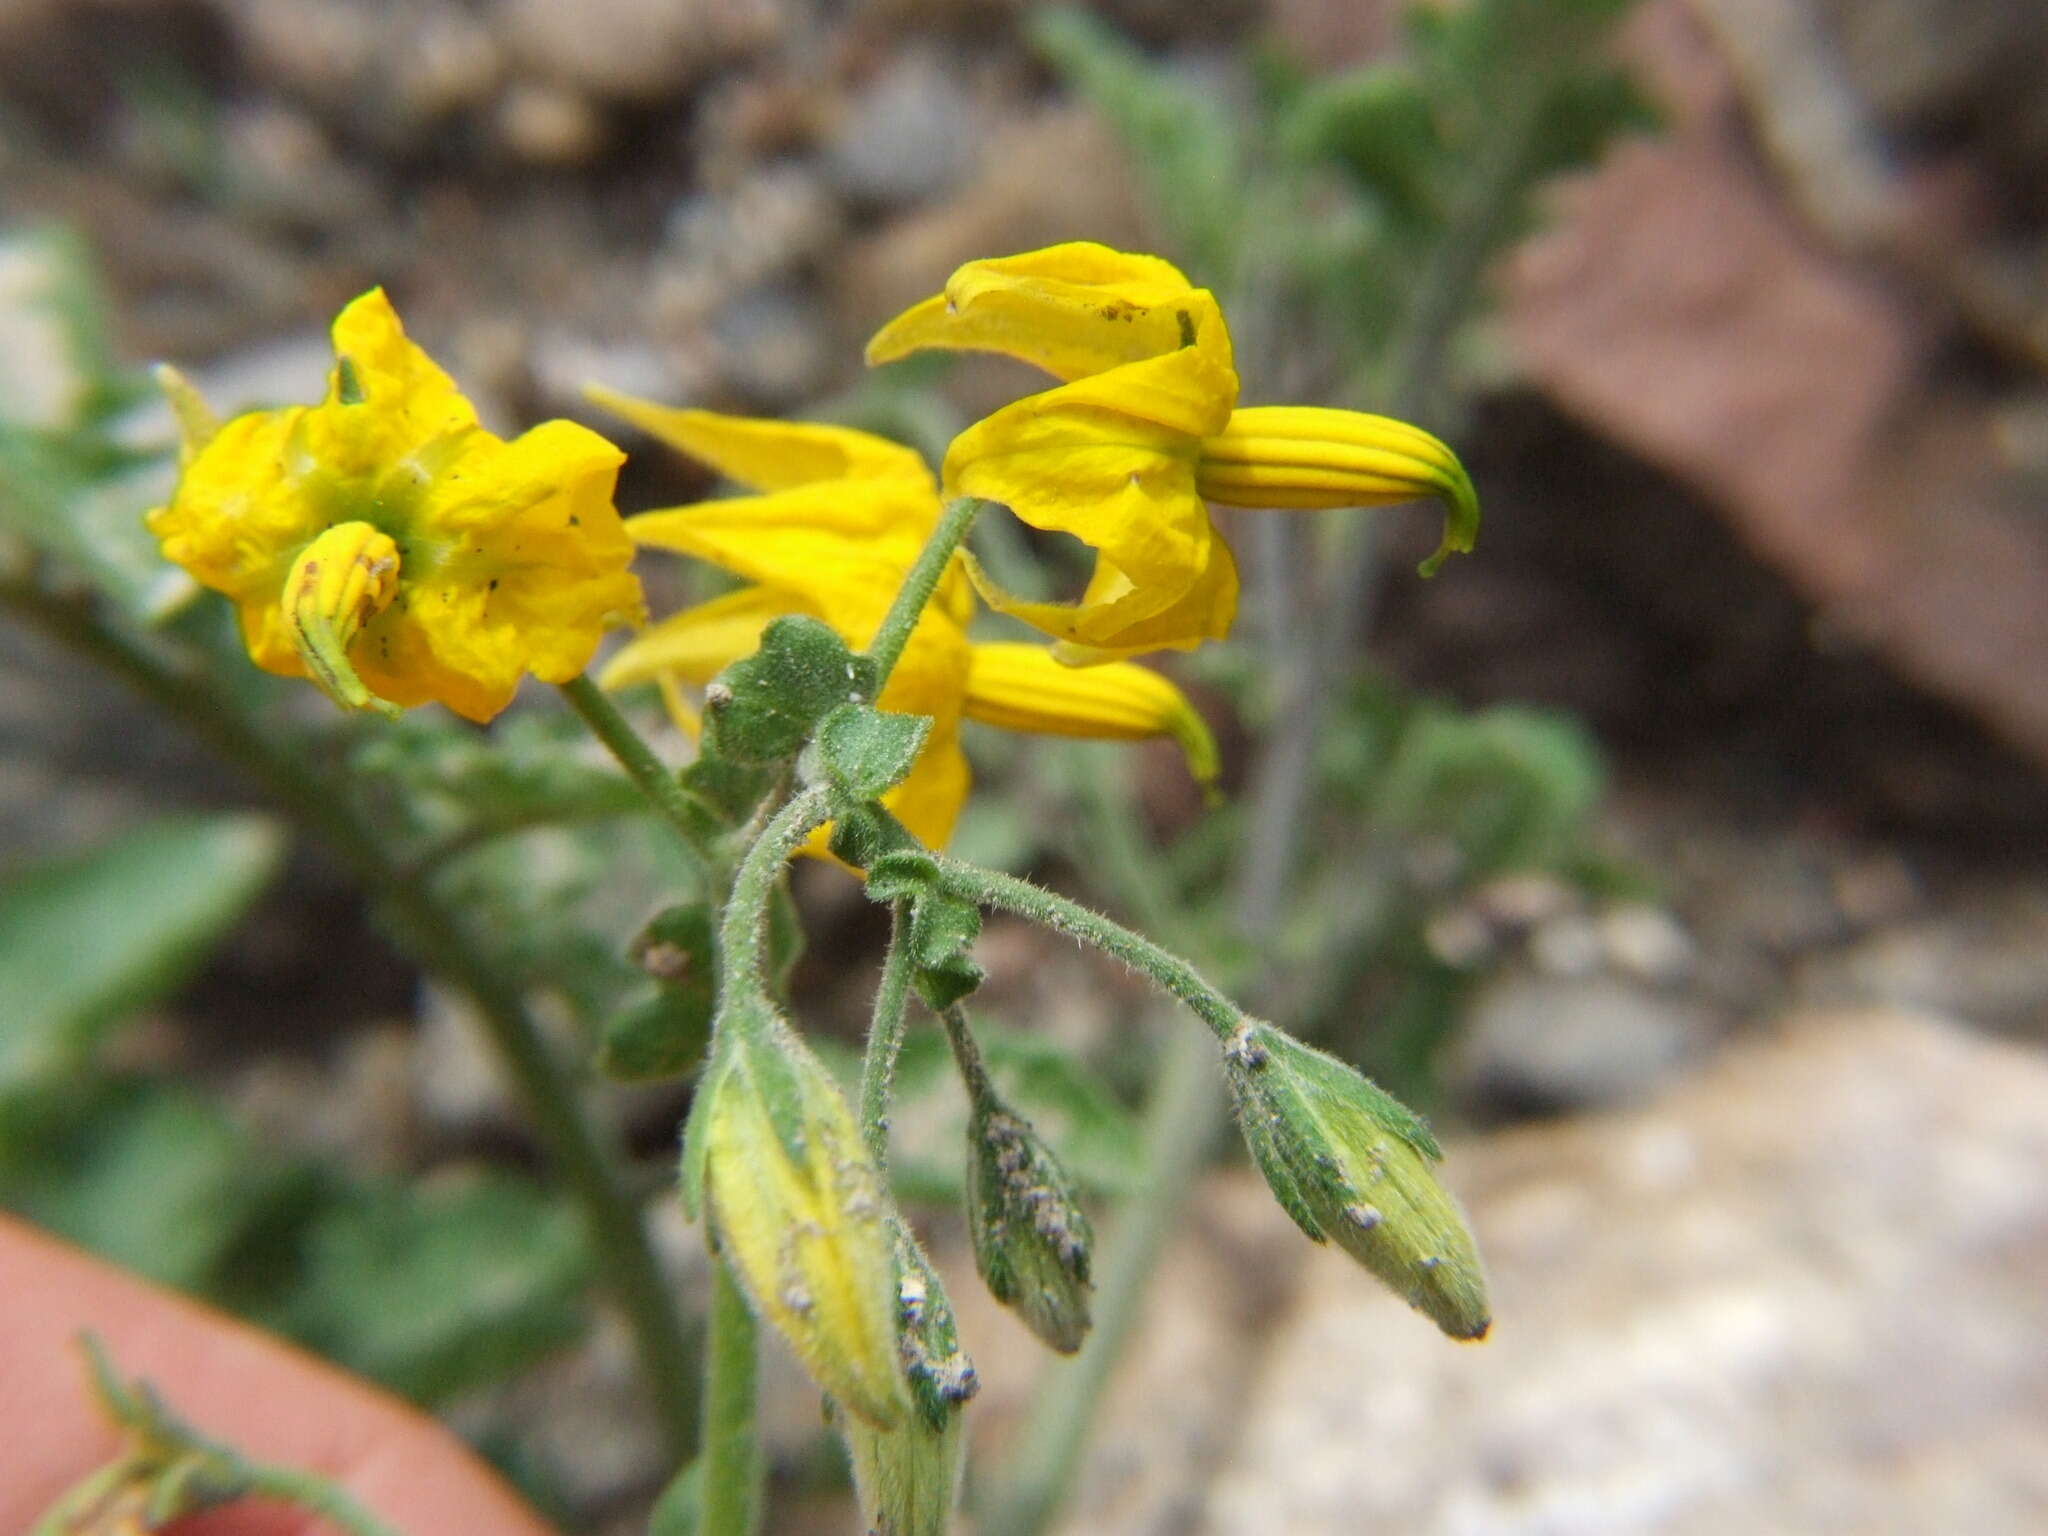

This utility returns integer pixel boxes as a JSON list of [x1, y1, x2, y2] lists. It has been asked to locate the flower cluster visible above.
[[140, 255, 1488, 1532], [147, 245, 1472, 844]]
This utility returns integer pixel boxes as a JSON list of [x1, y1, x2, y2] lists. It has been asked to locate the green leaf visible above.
[[703, 616, 876, 765], [809, 703, 931, 802], [676, 755, 778, 833], [1029, 7, 1248, 285], [284, 1173, 590, 1405], [650, 1463, 702, 1536], [0, 1077, 310, 1292], [598, 905, 717, 1083], [0, 814, 285, 1098]]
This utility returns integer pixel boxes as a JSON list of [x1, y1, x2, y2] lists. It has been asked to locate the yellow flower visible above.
[[866, 242, 1479, 663], [589, 393, 1217, 849], [147, 289, 642, 722]]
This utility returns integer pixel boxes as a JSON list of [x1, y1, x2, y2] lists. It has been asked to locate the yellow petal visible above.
[[959, 523, 1238, 661], [599, 586, 803, 691], [865, 241, 1235, 381], [964, 643, 1218, 782], [307, 289, 478, 479], [586, 387, 934, 493], [1197, 406, 1480, 575], [937, 344, 1237, 657], [626, 483, 936, 598], [145, 406, 315, 604]]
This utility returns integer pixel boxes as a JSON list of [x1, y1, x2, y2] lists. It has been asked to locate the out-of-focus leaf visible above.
[[0, 814, 285, 1097], [1029, 7, 1248, 286], [0, 1077, 308, 1291], [1375, 702, 1606, 875], [649, 1463, 702, 1536], [282, 1173, 590, 1405]]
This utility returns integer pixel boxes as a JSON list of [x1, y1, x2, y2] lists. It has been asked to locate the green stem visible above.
[[698, 1257, 764, 1536], [717, 785, 834, 1010], [923, 857, 1244, 1042], [558, 674, 713, 865], [860, 496, 987, 694], [937, 1003, 993, 1103], [237, 1465, 408, 1536], [1, 577, 700, 1456], [858, 900, 917, 1170]]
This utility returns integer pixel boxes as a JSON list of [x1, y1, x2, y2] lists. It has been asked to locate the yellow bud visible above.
[[1197, 405, 1480, 576], [704, 1011, 911, 1428], [282, 521, 403, 717]]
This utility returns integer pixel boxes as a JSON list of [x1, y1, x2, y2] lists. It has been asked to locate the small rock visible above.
[[659, 163, 841, 297], [1472, 870, 1578, 930], [824, 49, 983, 209], [1794, 897, 2048, 1035], [1451, 972, 1718, 1116], [496, 81, 609, 166], [1424, 907, 1497, 969], [1597, 901, 1697, 983], [710, 284, 831, 404], [500, 0, 783, 104], [1528, 913, 1605, 977], [1830, 849, 1921, 928]]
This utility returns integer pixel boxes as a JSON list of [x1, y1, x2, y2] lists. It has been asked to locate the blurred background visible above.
[[3, 0, 2047, 1531]]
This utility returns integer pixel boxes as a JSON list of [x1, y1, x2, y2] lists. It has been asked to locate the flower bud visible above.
[[703, 1008, 910, 1426], [1224, 1022, 1490, 1340], [967, 1101, 1094, 1353], [839, 1229, 976, 1536]]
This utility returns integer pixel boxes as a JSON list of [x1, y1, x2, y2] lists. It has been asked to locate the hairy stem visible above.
[[858, 900, 917, 1170], [716, 784, 833, 1011], [1, 576, 700, 1456], [860, 496, 987, 694], [922, 857, 1244, 1042], [558, 674, 713, 865], [698, 1256, 764, 1536]]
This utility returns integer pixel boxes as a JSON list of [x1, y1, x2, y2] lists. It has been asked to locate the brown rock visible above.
[[1197, 1009, 2048, 1532], [1503, 0, 2048, 772]]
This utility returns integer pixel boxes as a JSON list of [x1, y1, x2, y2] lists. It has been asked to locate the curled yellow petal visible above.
[[283, 521, 402, 717], [1197, 406, 1480, 576], [586, 386, 933, 493], [964, 643, 1218, 783], [865, 241, 1234, 381], [959, 530, 1238, 663]]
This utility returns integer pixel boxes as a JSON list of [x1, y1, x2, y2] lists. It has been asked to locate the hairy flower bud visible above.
[[702, 1007, 910, 1426], [967, 1100, 1094, 1354], [1224, 1021, 1490, 1340], [839, 1229, 976, 1536]]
